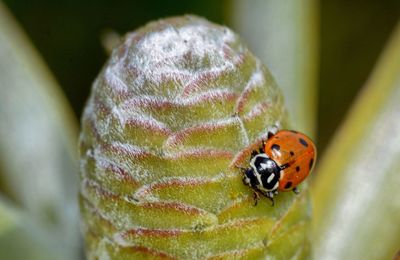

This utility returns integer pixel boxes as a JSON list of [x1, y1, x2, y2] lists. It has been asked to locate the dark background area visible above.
[[3, 0, 400, 152], [319, 0, 399, 148]]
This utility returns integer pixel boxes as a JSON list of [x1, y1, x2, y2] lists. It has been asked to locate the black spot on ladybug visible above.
[[285, 182, 292, 189], [290, 151, 295, 156], [271, 144, 280, 151], [296, 166, 300, 172], [309, 158, 314, 170], [299, 138, 308, 147]]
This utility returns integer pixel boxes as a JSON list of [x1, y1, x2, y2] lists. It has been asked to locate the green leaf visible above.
[[0, 197, 70, 260], [312, 21, 400, 259], [0, 3, 80, 259], [80, 15, 311, 259]]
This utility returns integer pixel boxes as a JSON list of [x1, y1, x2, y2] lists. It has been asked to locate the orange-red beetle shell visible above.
[[263, 130, 317, 191]]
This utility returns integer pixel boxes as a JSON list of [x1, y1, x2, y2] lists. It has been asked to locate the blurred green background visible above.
[[3, 0, 399, 151]]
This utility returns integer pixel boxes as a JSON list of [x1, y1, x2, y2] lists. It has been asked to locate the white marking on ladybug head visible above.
[[260, 163, 268, 170], [267, 173, 275, 183]]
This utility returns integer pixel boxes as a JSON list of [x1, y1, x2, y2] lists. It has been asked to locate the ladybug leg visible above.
[[269, 124, 280, 135], [292, 187, 300, 194], [251, 150, 258, 158], [265, 124, 279, 141], [265, 191, 275, 206], [253, 191, 261, 206], [269, 197, 275, 207]]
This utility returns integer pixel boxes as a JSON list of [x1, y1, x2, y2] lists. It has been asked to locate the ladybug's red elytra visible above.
[[242, 129, 317, 206]]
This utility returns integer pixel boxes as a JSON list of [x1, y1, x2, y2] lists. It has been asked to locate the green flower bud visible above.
[[79, 15, 310, 259]]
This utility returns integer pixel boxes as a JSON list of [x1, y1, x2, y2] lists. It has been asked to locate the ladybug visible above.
[[242, 129, 316, 205]]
